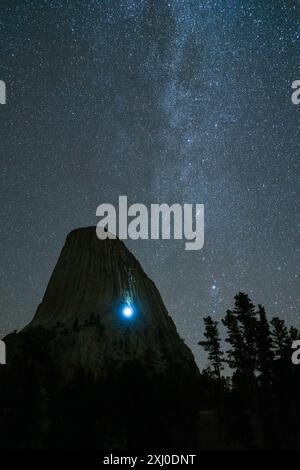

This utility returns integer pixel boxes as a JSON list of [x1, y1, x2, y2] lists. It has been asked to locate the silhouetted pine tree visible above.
[[222, 293, 262, 447], [222, 292, 258, 376], [198, 316, 224, 380], [256, 305, 274, 382], [289, 326, 300, 341], [271, 317, 291, 361]]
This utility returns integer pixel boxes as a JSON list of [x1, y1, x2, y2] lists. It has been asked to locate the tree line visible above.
[[198, 292, 300, 448]]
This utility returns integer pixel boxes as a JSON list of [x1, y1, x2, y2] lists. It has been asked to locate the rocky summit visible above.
[[24, 227, 199, 381]]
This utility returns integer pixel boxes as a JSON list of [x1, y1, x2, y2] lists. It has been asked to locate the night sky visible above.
[[0, 0, 299, 366]]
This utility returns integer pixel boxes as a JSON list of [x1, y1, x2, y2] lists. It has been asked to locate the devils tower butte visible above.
[[25, 227, 199, 380]]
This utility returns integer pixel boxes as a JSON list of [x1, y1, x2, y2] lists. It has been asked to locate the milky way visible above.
[[0, 0, 299, 366]]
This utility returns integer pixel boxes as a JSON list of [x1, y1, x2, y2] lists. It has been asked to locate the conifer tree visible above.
[[256, 305, 274, 380], [198, 316, 224, 380], [271, 317, 291, 361], [289, 326, 300, 341], [222, 292, 258, 376]]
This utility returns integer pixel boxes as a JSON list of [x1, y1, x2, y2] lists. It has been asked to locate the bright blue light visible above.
[[122, 304, 133, 318]]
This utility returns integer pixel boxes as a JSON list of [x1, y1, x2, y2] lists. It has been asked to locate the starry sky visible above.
[[0, 0, 299, 367]]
